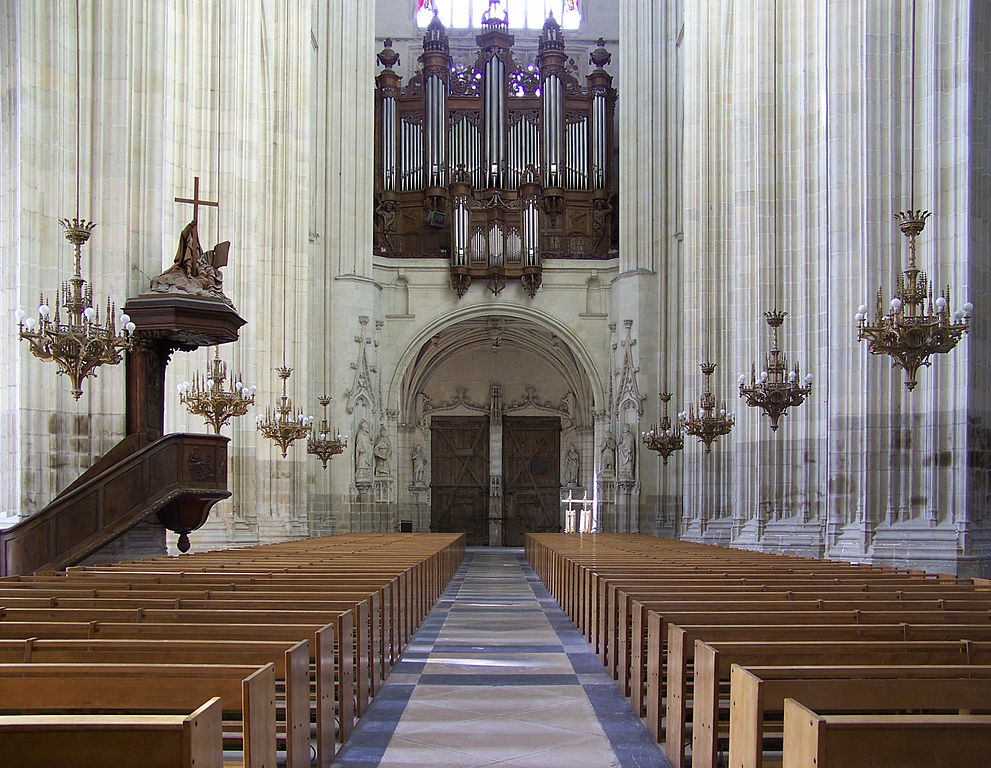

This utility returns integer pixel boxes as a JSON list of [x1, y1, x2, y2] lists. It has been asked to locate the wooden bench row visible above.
[[0, 532, 465, 768], [525, 533, 991, 768]]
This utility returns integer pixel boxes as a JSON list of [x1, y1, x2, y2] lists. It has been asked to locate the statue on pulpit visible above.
[[150, 219, 233, 306]]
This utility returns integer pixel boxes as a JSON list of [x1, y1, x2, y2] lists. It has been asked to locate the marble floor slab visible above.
[[331, 548, 670, 768]]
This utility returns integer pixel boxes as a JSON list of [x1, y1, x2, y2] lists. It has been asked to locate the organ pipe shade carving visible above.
[[374, 12, 616, 297]]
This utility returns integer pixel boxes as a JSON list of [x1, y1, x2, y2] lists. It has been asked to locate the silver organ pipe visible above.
[[400, 119, 424, 192], [488, 224, 504, 267], [425, 75, 446, 187], [374, 18, 614, 294], [591, 91, 607, 189], [449, 116, 482, 188], [506, 229, 521, 264], [382, 97, 397, 190], [452, 198, 469, 266], [564, 117, 588, 190], [542, 75, 562, 187], [523, 200, 539, 267], [507, 117, 540, 189], [484, 56, 505, 188], [471, 228, 486, 264]]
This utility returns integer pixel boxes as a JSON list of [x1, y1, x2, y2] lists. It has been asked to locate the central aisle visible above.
[[332, 548, 669, 768]]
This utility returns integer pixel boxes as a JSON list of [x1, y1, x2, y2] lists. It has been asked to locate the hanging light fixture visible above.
[[307, 395, 348, 468], [856, 0, 972, 391], [15, 4, 133, 400], [857, 210, 972, 390], [739, 311, 813, 431], [17, 220, 134, 400], [738, 8, 813, 430], [257, 0, 312, 458], [642, 392, 684, 465], [682, 362, 735, 455], [178, 347, 255, 434], [256, 366, 312, 458]]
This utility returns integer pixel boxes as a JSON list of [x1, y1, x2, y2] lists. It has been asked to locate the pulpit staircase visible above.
[[0, 432, 230, 577]]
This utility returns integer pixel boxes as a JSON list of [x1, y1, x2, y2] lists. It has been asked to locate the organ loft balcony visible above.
[[373, 14, 616, 298]]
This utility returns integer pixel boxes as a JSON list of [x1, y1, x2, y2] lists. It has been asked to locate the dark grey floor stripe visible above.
[[517, 552, 672, 768], [330, 554, 471, 767]]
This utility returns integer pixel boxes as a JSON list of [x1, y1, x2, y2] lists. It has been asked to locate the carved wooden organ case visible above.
[[374, 12, 616, 298]]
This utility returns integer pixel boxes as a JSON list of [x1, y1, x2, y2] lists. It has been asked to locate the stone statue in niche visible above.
[[149, 219, 233, 306], [565, 444, 580, 487], [618, 423, 635, 479], [600, 432, 616, 475], [374, 426, 392, 477], [354, 419, 373, 482], [411, 443, 427, 487]]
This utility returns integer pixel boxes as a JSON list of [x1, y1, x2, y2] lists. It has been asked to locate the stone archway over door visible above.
[[430, 417, 489, 546], [502, 416, 561, 546]]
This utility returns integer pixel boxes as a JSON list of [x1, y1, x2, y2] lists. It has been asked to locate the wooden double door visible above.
[[430, 415, 560, 546]]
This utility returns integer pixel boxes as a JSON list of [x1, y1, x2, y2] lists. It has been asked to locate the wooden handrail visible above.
[[0, 433, 229, 577]]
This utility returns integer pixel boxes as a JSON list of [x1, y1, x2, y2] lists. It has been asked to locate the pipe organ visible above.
[[374, 10, 616, 298]]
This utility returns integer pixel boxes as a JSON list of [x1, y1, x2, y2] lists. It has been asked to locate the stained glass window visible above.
[[416, 0, 580, 31]]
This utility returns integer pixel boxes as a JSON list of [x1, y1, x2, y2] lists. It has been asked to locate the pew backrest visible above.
[[782, 698, 991, 768], [0, 697, 223, 768]]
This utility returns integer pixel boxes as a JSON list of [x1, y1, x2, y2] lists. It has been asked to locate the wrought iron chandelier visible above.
[[857, 1, 972, 391], [178, 346, 255, 434], [739, 310, 813, 431], [307, 395, 348, 469], [681, 362, 735, 455], [256, 366, 312, 458], [856, 210, 972, 390], [15, 14, 132, 401], [16, 219, 134, 400], [642, 392, 683, 465]]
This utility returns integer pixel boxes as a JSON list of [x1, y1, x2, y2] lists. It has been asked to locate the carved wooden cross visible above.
[[174, 176, 219, 225]]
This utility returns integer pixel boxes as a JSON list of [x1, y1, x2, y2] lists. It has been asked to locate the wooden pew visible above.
[[730, 664, 991, 768], [644, 621, 991, 741], [619, 590, 991, 705], [0, 534, 464, 766], [601, 578, 985, 670], [650, 610, 991, 763], [0, 664, 274, 768], [0, 617, 351, 765], [0, 599, 376, 720], [781, 698, 991, 768], [523, 533, 991, 768], [0, 638, 310, 768], [0, 697, 223, 768], [0, 579, 400, 685], [687, 640, 991, 768], [0, 533, 464, 765]]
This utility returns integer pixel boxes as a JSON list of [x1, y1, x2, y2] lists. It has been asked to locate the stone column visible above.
[[312, 0, 378, 533]]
